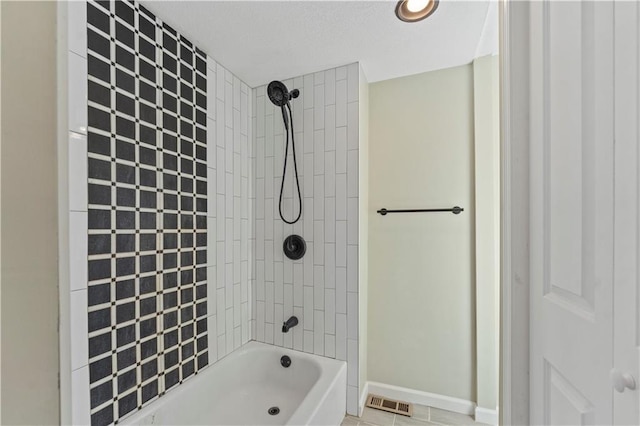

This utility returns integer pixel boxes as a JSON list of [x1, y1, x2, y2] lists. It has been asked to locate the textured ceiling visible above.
[[142, 0, 498, 87]]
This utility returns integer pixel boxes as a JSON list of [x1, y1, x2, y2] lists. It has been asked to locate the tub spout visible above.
[[282, 316, 298, 333]]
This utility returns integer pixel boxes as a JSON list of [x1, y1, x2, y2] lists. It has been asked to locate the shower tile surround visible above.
[[66, 0, 360, 423], [251, 64, 361, 415], [68, 0, 252, 424], [83, 1, 215, 423]]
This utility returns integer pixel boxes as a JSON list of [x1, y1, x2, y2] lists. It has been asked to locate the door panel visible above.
[[530, 1, 614, 424], [546, 0, 597, 314], [546, 361, 595, 425], [546, 0, 600, 319]]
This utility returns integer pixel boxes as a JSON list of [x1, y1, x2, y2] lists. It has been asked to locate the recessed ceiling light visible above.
[[395, 0, 439, 23]]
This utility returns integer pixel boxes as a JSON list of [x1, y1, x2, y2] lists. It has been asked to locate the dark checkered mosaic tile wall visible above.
[[85, 1, 208, 424]]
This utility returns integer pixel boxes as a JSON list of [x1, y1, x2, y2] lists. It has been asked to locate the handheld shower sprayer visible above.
[[267, 81, 302, 225], [267, 81, 299, 107]]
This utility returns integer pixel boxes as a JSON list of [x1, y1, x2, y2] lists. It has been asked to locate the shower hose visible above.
[[278, 103, 303, 225]]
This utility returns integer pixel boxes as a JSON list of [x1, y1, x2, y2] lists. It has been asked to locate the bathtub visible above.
[[121, 341, 347, 425]]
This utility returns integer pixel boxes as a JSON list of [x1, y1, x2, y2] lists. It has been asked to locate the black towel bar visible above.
[[377, 206, 463, 215]]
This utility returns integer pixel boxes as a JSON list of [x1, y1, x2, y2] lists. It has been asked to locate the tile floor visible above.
[[342, 405, 488, 426]]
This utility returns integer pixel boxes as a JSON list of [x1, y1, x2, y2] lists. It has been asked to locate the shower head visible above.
[[267, 81, 299, 107]]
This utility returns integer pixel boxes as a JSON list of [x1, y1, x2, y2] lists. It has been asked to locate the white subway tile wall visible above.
[[251, 64, 361, 415], [67, 2, 92, 422], [205, 54, 253, 364]]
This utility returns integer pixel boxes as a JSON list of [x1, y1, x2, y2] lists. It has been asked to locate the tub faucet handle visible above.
[[282, 316, 298, 333]]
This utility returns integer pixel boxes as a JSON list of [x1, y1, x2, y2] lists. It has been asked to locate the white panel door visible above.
[[529, 1, 615, 424]]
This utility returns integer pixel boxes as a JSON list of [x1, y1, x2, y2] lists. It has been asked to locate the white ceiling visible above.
[[143, 0, 498, 87]]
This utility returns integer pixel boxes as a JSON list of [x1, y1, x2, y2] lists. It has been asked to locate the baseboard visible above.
[[474, 406, 498, 425], [358, 382, 369, 417], [366, 381, 475, 416]]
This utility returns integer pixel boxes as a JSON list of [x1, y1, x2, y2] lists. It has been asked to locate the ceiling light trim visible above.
[[395, 0, 439, 23]]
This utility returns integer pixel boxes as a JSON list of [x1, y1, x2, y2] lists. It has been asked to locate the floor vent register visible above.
[[365, 394, 413, 417]]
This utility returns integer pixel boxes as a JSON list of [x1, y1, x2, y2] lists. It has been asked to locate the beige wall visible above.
[[368, 64, 476, 401], [473, 55, 500, 412], [1, 2, 60, 423]]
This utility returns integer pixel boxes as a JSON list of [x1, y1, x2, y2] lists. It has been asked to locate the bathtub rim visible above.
[[282, 344, 347, 425], [119, 340, 347, 425]]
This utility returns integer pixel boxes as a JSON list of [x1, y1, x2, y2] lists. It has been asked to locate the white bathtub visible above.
[[121, 341, 347, 425]]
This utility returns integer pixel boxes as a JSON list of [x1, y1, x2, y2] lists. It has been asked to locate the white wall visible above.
[[368, 64, 476, 402], [358, 66, 370, 409], [251, 63, 362, 415], [1, 1, 60, 423], [473, 54, 500, 420]]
